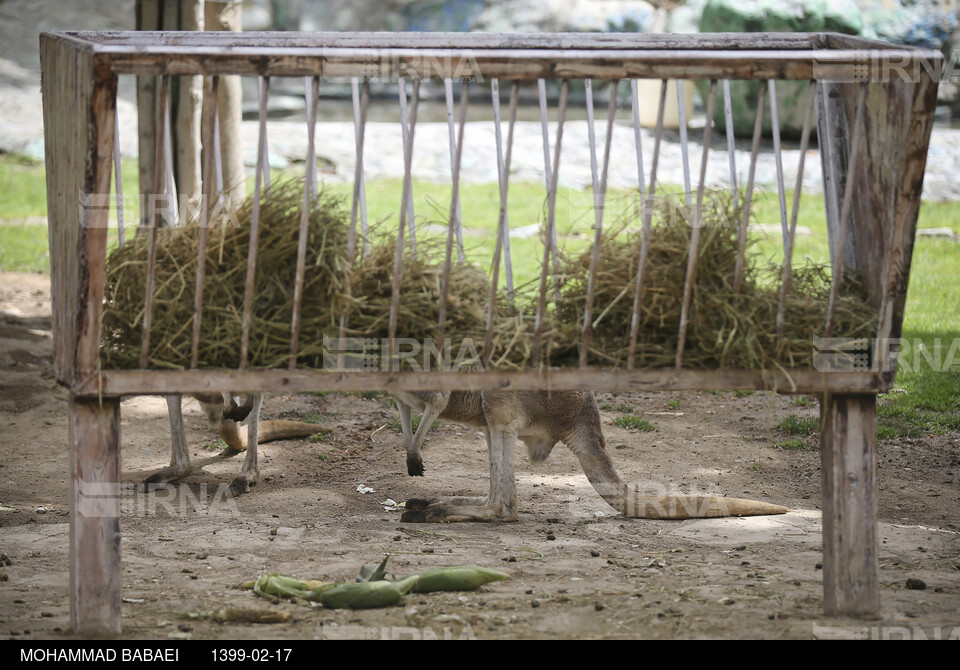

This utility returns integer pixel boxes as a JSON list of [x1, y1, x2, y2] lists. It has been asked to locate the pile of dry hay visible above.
[[102, 181, 352, 369], [101, 181, 875, 371], [540, 196, 875, 370], [493, 195, 875, 370], [101, 180, 490, 370]]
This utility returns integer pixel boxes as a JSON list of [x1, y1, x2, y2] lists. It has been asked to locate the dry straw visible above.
[[101, 182, 875, 372], [102, 180, 351, 369]]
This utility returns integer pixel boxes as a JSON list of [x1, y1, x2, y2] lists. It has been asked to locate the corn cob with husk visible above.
[[410, 565, 510, 593], [250, 573, 337, 601], [320, 575, 421, 610]]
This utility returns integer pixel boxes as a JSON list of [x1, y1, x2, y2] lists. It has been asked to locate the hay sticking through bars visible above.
[[344, 233, 490, 371], [539, 193, 876, 369], [101, 180, 351, 369], [101, 183, 876, 373]]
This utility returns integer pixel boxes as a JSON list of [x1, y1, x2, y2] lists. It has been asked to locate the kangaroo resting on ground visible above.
[[392, 390, 788, 522], [144, 392, 322, 496]]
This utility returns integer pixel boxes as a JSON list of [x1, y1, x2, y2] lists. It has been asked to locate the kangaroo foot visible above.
[[142, 464, 195, 488], [228, 473, 257, 497], [406, 454, 425, 477], [400, 495, 512, 523]]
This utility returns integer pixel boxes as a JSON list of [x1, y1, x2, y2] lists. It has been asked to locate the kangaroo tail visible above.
[[568, 401, 788, 518], [219, 420, 326, 452]]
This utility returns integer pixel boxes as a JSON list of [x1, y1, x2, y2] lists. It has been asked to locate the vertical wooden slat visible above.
[[388, 77, 421, 369], [239, 73, 270, 369], [627, 78, 664, 369], [532, 80, 569, 366], [113, 111, 125, 247], [303, 76, 318, 199], [140, 74, 170, 369], [399, 77, 419, 258], [289, 75, 318, 368], [825, 84, 868, 338], [163, 86, 179, 224], [733, 80, 767, 295], [820, 393, 879, 617], [876, 74, 939, 375], [773, 81, 816, 353], [490, 78, 514, 302], [483, 81, 518, 367], [676, 79, 692, 206], [258, 76, 271, 190], [675, 80, 717, 368], [580, 79, 619, 368], [818, 82, 844, 273], [336, 77, 370, 371], [768, 80, 789, 240], [350, 77, 369, 259], [722, 79, 738, 210], [444, 77, 466, 265], [438, 80, 469, 334], [537, 78, 561, 287], [190, 75, 219, 370], [503, 82, 519, 292]]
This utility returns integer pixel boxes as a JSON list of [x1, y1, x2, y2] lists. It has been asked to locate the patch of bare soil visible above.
[[1, 271, 958, 640]]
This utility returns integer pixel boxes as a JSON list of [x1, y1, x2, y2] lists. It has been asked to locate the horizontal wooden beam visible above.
[[67, 30, 833, 51], [43, 31, 940, 82], [72, 367, 889, 398]]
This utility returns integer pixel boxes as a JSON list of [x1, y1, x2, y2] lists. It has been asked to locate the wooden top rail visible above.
[[42, 31, 942, 82]]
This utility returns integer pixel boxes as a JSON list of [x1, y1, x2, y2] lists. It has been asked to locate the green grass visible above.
[[613, 415, 656, 431], [0, 153, 139, 273], [2, 153, 958, 440], [200, 437, 228, 452], [665, 397, 682, 410], [776, 414, 820, 436], [772, 437, 814, 451]]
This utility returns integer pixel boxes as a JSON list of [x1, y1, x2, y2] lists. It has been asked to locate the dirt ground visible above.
[[1, 270, 958, 640]]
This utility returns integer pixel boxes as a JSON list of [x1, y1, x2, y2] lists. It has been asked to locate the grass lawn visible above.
[[1, 152, 957, 437]]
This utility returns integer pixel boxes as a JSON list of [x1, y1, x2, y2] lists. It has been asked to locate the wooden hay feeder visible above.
[[40, 31, 940, 634]]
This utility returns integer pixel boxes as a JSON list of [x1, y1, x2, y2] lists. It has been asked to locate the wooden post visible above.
[[176, 0, 204, 222], [42, 32, 122, 634], [820, 394, 879, 617], [136, 0, 160, 229], [204, 0, 245, 212], [69, 397, 122, 635]]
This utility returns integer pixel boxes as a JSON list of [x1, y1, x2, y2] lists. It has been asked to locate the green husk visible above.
[[410, 565, 511, 593], [319, 575, 420, 610], [252, 573, 337, 601]]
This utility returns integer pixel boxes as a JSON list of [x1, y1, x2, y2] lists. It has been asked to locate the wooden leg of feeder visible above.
[[820, 393, 880, 618], [69, 396, 122, 636]]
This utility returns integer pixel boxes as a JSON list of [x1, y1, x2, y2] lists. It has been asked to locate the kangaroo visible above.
[[392, 390, 788, 522], [144, 392, 322, 496]]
